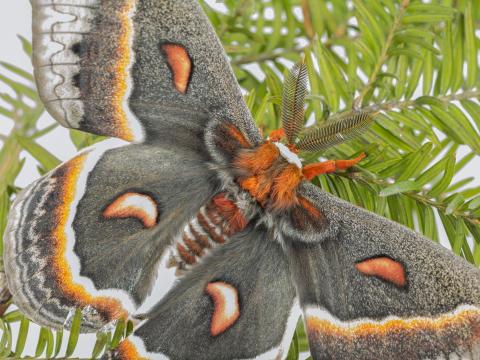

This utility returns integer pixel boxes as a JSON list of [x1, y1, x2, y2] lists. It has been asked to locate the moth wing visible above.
[[286, 183, 480, 360], [4, 140, 217, 330], [32, 0, 260, 144], [106, 226, 300, 360]]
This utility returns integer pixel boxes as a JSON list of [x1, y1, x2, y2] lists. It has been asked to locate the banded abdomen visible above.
[[168, 193, 249, 272]]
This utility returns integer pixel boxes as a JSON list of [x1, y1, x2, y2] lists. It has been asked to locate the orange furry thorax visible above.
[[234, 142, 302, 209]]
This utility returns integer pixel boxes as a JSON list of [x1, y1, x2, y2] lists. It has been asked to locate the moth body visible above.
[[168, 192, 250, 273], [169, 130, 323, 274]]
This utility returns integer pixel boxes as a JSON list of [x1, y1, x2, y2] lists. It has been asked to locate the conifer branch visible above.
[[354, 1, 410, 108]]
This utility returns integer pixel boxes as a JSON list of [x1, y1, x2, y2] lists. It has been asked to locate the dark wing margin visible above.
[[4, 140, 217, 330], [32, 0, 261, 144], [286, 183, 480, 360], [105, 226, 300, 360]]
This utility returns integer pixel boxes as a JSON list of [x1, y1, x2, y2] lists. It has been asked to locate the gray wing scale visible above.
[[286, 183, 480, 360], [32, 0, 261, 144], [110, 226, 300, 360], [4, 141, 217, 330]]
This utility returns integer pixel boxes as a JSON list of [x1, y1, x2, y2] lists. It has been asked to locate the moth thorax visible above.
[[273, 142, 302, 169]]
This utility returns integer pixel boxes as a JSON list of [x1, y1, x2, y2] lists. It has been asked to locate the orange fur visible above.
[[302, 153, 366, 180], [287, 143, 299, 153], [234, 143, 279, 174], [228, 209, 248, 232], [336, 152, 366, 170], [302, 161, 336, 180], [212, 194, 247, 232], [238, 175, 273, 205], [234, 141, 305, 209], [197, 212, 226, 244], [254, 173, 275, 204], [213, 194, 237, 214], [190, 224, 211, 249], [115, 340, 147, 360], [239, 176, 259, 196], [177, 243, 196, 265], [269, 128, 286, 142], [271, 164, 303, 209], [183, 234, 204, 256]]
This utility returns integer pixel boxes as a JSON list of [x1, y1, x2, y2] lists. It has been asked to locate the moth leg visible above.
[[268, 128, 286, 142], [302, 153, 366, 180], [335, 152, 366, 170]]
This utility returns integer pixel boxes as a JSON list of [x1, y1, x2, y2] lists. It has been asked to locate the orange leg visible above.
[[268, 128, 286, 142], [302, 153, 366, 180]]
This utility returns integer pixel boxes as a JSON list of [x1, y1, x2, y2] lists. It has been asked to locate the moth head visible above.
[[275, 58, 379, 167], [210, 58, 379, 211]]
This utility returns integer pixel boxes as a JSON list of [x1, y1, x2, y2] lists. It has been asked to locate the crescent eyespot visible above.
[[103, 192, 159, 229], [161, 43, 192, 94], [205, 281, 240, 336], [355, 256, 406, 288]]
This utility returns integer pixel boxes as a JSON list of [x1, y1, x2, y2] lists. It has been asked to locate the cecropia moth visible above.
[[3, 1, 480, 359]]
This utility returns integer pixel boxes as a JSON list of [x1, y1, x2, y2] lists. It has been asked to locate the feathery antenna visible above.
[[297, 110, 377, 152], [281, 58, 308, 145]]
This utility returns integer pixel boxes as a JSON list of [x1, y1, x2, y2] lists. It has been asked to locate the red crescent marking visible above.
[[161, 43, 192, 94], [103, 192, 158, 229], [356, 257, 406, 288], [205, 282, 240, 336]]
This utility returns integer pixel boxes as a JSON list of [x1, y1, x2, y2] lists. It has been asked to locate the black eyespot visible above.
[[72, 73, 81, 89], [71, 42, 84, 56]]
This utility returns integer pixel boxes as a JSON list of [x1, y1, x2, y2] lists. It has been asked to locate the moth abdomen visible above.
[[168, 193, 249, 273]]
